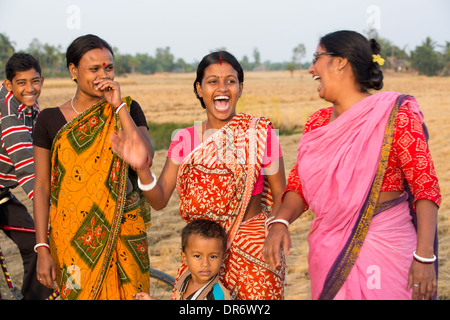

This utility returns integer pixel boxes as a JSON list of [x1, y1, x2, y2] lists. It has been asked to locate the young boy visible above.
[[0, 53, 52, 299], [134, 219, 231, 300]]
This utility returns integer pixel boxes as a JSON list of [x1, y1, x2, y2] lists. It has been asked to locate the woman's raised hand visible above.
[[94, 78, 122, 109], [110, 128, 152, 171]]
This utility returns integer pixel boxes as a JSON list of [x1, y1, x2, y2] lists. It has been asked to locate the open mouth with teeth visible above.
[[21, 93, 38, 105], [213, 95, 230, 111], [313, 75, 323, 93]]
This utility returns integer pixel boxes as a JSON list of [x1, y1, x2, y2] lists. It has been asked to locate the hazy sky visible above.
[[1, 0, 449, 63]]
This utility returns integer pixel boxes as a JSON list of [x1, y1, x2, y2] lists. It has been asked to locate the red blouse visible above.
[[285, 105, 441, 211]]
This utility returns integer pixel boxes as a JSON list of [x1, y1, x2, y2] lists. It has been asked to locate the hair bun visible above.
[[368, 39, 383, 90], [369, 39, 381, 55]]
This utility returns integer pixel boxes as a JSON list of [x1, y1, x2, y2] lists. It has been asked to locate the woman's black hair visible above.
[[319, 30, 383, 92], [193, 51, 244, 109], [66, 34, 114, 69]]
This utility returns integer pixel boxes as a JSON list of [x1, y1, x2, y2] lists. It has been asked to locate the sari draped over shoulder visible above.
[[48, 98, 151, 300], [176, 113, 286, 300], [298, 92, 426, 300]]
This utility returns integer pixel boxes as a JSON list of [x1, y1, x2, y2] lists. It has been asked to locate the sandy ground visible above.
[[1, 71, 448, 300]]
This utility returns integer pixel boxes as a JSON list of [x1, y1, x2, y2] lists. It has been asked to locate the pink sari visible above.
[[298, 92, 423, 299]]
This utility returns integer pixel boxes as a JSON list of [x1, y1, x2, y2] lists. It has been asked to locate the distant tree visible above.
[[285, 43, 306, 77], [240, 55, 252, 71], [135, 53, 156, 74], [155, 47, 174, 72], [253, 47, 261, 69], [113, 48, 132, 75], [292, 44, 306, 69], [26, 38, 65, 76], [173, 58, 193, 73], [128, 57, 140, 73], [411, 37, 443, 76], [285, 61, 296, 77], [0, 33, 15, 76], [439, 41, 450, 76]]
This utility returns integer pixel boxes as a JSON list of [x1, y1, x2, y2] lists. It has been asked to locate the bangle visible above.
[[114, 102, 126, 114], [34, 243, 50, 253], [138, 172, 157, 191], [267, 219, 290, 230], [413, 251, 436, 264], [264, 216, 275, 228]]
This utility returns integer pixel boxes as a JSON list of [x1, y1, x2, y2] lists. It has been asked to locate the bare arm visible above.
[[265, 156, 287, 215], [134, 157, 179, 210], [33, 145, 57, 290], [263, 190, 306, 269], [408, 199, 438, 300]]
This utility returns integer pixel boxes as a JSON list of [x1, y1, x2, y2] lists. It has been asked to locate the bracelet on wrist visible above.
[[138, 172, 157, 191], [413, 251, 436, 264], [34, 243, 50, 253], [267, 218, 290, 230], [264, 216, 275, 228], [114, 102, 126, 114]]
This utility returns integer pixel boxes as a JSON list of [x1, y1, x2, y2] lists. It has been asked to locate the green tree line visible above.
[[0, 32, 448, 78]]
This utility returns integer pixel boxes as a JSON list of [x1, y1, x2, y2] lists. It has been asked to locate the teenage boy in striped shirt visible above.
[[0, 53, 52, 299]]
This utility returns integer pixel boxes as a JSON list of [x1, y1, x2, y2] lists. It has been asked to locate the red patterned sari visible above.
[[175, 113, 286, 300]]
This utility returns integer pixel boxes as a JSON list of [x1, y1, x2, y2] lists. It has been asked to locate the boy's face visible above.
[[4, 68, 44, 107], [181, 234, 225, 285]]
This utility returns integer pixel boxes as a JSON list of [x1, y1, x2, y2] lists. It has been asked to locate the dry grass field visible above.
[[1, 70, 449, 300]]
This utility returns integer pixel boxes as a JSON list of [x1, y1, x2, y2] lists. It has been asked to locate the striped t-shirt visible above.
[[0, 86, 39, 199]]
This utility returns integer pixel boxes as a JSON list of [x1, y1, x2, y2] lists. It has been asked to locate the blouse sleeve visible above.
[[129, 100, 148, 128], [32, 108, 63, 150], [167, 126, 197, 164], [282, 162, 309, 211], [390, 105, 441, 207]]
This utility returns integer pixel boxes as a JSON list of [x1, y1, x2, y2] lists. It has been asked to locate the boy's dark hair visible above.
[[5, 53, 41, 82], [181, 219, 227, 253]]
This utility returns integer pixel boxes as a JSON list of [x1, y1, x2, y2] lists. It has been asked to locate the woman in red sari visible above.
[[113, 51, 287, 299], [263, 30, 440, 300]]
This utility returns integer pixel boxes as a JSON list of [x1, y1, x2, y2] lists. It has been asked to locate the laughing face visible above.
[[69, 47, 115, 100], [195, 62, 243, 127], [4, 68, 44, 107], [308, 44, 338, 102]]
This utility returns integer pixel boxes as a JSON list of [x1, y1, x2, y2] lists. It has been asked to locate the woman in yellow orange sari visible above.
[[33, 35, 153, 300]]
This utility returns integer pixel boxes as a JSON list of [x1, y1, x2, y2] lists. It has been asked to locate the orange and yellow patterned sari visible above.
[[48, 98, 151, 300], [176, 113, 286, 300]]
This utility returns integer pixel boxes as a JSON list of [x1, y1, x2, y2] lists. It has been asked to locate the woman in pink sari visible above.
[[263, 30, 441, 300]]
